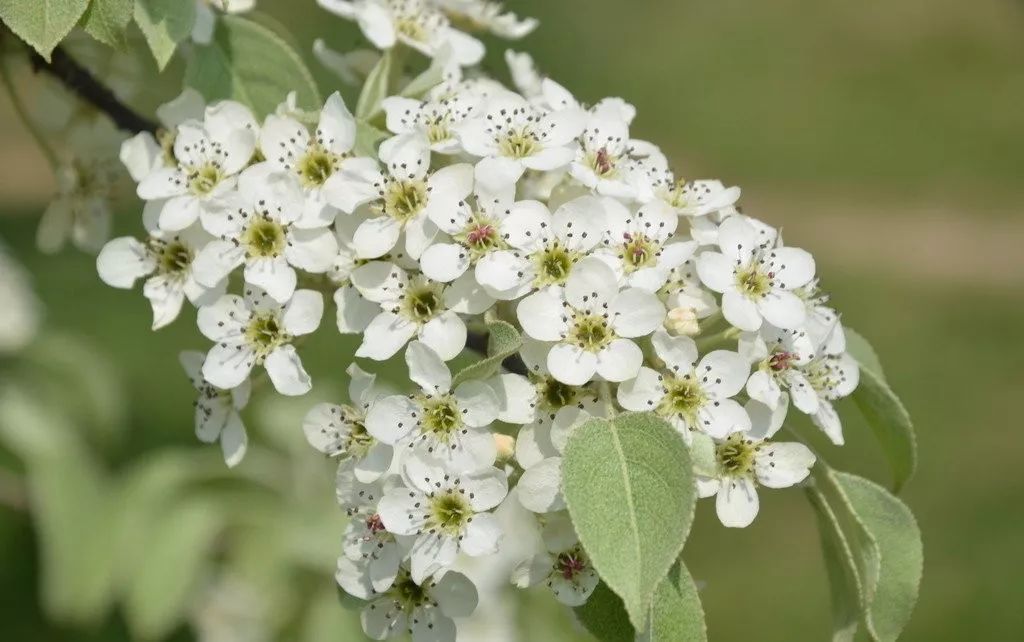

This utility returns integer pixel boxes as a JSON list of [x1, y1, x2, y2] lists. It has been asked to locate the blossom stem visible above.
[[695, 326, 740, 353], [598, 381, 617, 417], [25, 45, 157, 134], [0, 52, 59, 168]]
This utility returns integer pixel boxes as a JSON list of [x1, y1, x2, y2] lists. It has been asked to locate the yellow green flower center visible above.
[[568, 314, 613, 352], [157, 240, 192, 275], [428, 491, 472, 535], [242, 218, 287, 258], [188, 164, 223, 196], [297, 146, 339, 187], [736, 263, 771, 298], [420, 395, 462, 439], [384, 180, 428, 222], [499, 129, 538, 159], [245, 314, 287, 358], [657, 373, 706, 423], [620, 233, 658, 272], [533, 242, 578, 287], [716, 434, 758, 476], [402, 281, 444, 324]]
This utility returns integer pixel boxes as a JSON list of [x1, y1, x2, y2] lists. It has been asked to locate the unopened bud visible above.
[[494, 433, 516, 463], [665, 307, 700, 336]]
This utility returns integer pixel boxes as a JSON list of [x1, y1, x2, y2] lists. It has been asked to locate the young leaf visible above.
[[811, 469, 923, 642], [451, 320, 522, 387], [355, 49, 393, 120], [185, 15, 321, 119], [134, 0, 196, 70], [574, 581, 635, 642], [843, 327, 916, 492], [80, 0, 134, 49], [642, 561, 707, 642], [0, 0, 89, 60], [563, 412, 697, 630], [806, 486, 862, 642]]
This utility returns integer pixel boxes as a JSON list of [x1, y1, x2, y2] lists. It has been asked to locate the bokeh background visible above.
[[2, 0, 1023, 640]]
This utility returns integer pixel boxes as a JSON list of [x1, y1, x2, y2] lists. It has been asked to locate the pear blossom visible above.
[[475, 195, 606, 299], [137, 101, 258, 233], [191, 165, 338, 303], [382, 91, 481, 154], [517, 258, 665, 385], [365, 341, 500, 470], [120, 88, 206, 184], [327, 133, 474, 260], [302, 364, 395, 481], [651, 173, 741, 218], [355, 565, 478, 641], [697, 432, 816, 528], [179, 350, 250, 467], [197, 287, 323, 395], [334, 467, 404, 596], [378, 453, 507, 582], [802, 352, 860, 445], [511, 512, 598, 605], [569, 113, 647, 199], [796, 279, 846, 355], [617, 329, 751, 441], [97, 224, 225, 330], [697, 215, 816, 332], [435, 0, 538, 39], [739, 325, 818, 413]]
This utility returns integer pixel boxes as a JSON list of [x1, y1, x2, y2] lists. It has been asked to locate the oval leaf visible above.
[[643, 561, 707, 642], [452, 320, 522, 387], [80, 0, 134, 49], [563, 411, 696, 630], [0, 0, 89, 60], [134, 0, 195, 70], [355, 49, 393, 120], [185, 15, 321, 118], [807, 486, 862, 642], [574, 581, 634, 642]]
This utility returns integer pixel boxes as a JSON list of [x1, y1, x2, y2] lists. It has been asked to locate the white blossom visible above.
[[180, 350, 250, 467]]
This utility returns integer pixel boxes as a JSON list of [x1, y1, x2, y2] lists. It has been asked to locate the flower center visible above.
[[568, 314, 613, 352], [620, 232, 658, 272], [365, 513, 386, 535], [716, 434, 757, 476], [657, 373, 707, 422], [555, 546, 590, 580], [735, 263, 771, 298], [499, 129, 538, 159], [391, 570, 429, 609], [425, 118, 451, 144], [768, 351, 797, 372], [242, 218, 287, 258], [384, 180, 428, 222], [188, 164, 223, 196], [455, 213, 506, 260], [537, 375, 579, 410], [245, 313, 287, 358], [428, 491, 472, 535], [533, 242, 577, 287], [588, 147, 617, 177], [157, 240, 192, 275], [343, 409, 375, 458], [297, 146, 339, 187], [401, 281, 444, 323], [420, 395, 462, 439]]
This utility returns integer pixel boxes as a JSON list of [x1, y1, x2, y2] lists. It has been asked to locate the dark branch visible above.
[[466, 330, 528, 376], [28, 45, 157, 135]]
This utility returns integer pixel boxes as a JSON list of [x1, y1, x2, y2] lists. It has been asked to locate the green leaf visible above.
[[355, 49, 393, 120], [806, 486, 862, 642], [451, 320, 523, 387], [642, 561, 707, 642], [0, 0, 89, 60], [0, 384, 118, 625], [185, 15, 321, 118], [689, 432, 717, 477], [133, 0, 195, 70], [123, 497, 223, 640], [574, 581, 635, 642], [563, 412, 697, 630], [80, 0, 134, 49], [353, 120, 389, 157], [811, 470, 923, 642], [844, 328, 885, 381]]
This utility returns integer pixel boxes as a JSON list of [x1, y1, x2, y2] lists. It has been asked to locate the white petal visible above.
[[410, 533, 458, 584], [286, 227, 339, 273], [769, 247, 816, 289], [453, 380, 499, 427], [196, 294, 248, 340], [158, 195, 201, 231], [378, 489, 427, 536], [319, 91, 357, 154], [722, 291, 763, 332], [354, 442, 394, 483], [430, 571, 478, 617], [144, 276, 186, 330], [698, 397, 751, 439], [616, 367, 663, 412], [365, 395, 419, 444], [474, 156, 524, 194], [353, 216, 402, 259], [380, 133, 430, 180], [716, 216, 758, 265], [516, 288, 567, 342], [547, 343, 598, 386], [202, 342, 255, 390], [334, 285, 380, 334], [419, 311, 466, 361], [443, 271, 494, 314], [406, 340, 452, 393], [192, 239, 244, 288], [596, 339, 643, 382], [244, 256, 297, 303], [651, 329, 698, 371], [282, 289, 324, 335], [716, 476, 759, 528], [460, 512, 502, 556], [490, 374, 536, 424], [758, 290, 806, 330], [697, 350, 749, 398], [552, 195, 604, 252], [610, 288, 665, 338], [564, 257, 618, 310], [323, 157, 382, 213], [403, 213, 439, 260], [695, 251, 734, 293], [357, 312, 417, 360], [746, 395, 789, 440], [462, 466, 508, 511], [420, 242, 470, 282], [96, 237, 155, 288], [755, 442, 815, 488], [220, 412, 248, 467], [517, 457, 564, 513], [475, 250, 528, 292], [265, 345, 312, 396]]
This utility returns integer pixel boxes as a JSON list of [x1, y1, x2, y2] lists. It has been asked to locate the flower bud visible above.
[[665, 307, 700, 336], [494, 433, 516, 463]]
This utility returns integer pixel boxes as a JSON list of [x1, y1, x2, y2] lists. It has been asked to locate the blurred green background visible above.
[[2, 0, 1023, 640]]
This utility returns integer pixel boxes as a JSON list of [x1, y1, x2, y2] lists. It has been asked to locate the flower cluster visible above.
[[94, 2, 861, 639]]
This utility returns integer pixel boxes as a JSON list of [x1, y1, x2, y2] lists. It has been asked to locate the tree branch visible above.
[[27, 45, 157, 135]]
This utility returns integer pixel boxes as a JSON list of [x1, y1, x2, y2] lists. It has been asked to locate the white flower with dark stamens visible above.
[[137, 101, 257, 233], [697, 432, 816, 528], [739, 325, 818, 413], [328, 213, 390, 335], [303, 364, 395, 481], [97, 224, 225, 330], [352, 564, 478, 642], [568, 114, 646, 199], [436, 0, 538, 39], [378, 454, 508, 583], [657, 258, 719, 329], [351, 262, 490, 360], [191, 165, 338, 303], [456, 93, 585, 190], [795, 279, 846, 356], [803, 352, 860, 445], [365, 341, 500, 470], [120, 88, 206, 183], [651, 172, 742, 218], [419, 175, 517, 283], [334, 467, 404, 597], [617, 329, 751, 441], [197, 287, 323, 395], [592, 198, 697, 291], [317, 0, 485, 66], [515, 401, 600, 513], [382, 91, 481, 155], [511, 511, 598, 606], [697, 215, 816, 332], [260, 92, 375, 228], [327, 133, 475, 261], [179, 350, 250, 467], [475, 195, 605, 299], [517, 258, 665, 385]]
